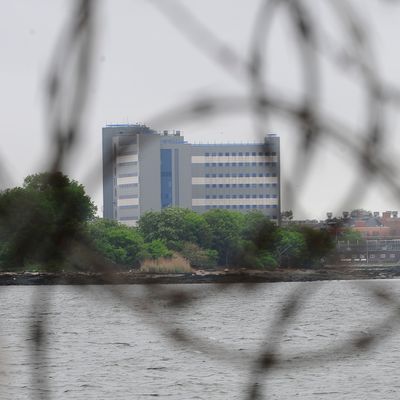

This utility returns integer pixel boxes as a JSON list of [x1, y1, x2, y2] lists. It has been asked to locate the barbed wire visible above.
[[2, 0, 400, 399]]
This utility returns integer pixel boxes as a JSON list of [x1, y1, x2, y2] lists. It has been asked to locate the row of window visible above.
[[205, 173, 277, 178], [118, 205, 139, 210], [117, 161, 138, 168], [205, 183, 278, 188], [204, 152, 277, 157], [205, 162, 276, 167], [118, 183, 139, 188], [204, 205, 278, 210], [206, 194, 278, 199], [118, 173, 138, 178]]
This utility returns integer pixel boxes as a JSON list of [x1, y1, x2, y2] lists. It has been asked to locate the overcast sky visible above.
[[1, 0, 400, 219]]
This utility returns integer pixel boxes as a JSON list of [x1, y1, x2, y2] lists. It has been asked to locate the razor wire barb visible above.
[[2, 0, 400, 399]]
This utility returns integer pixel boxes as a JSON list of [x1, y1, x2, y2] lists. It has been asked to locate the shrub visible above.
[[140, 253, 193, 273], [179, 242, 218, 269]]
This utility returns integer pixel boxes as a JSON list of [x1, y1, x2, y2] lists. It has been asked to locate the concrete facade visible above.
[[102, 124, 281, 226]]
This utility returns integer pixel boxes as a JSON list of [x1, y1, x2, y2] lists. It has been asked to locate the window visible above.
[[205, 174, 209, 177], [238, 162, 243, 166], [246, 184, 250, 188], [232, 173, 237, 178], [212, 184, 217, 188], [245, 152, 250, 156], [246, 205, 250, 209], [226, 205, 231, 209], [258, 162, 263, 166], [218, 163, 223, 167], [205, 163, 209, 167], [232, 152, 236, 156], [252, 205, 257, 209], [252, 173, 257, 177], [239, 184, 244, 188], [225, 152, 229, 156], [245, 162, 250, 166], [259, 173, 263, 177], [252, 195, 257, 198], [252, 184, 257, 188], [252, 152, 256, 156], [212, 163, 216, 167], [232, 195, 237, 199], [218, 173, 223, 177], [246, 195, 250, 199], [259, 195, 263, 198], [205, 152, 209, 157], [272, 152, 276, 156], [219, 195, 223, 199], [239, 205, 244, 209], [239, 195, 244, 199], [245, 173, 250, 177], [219, 184, 223, 188], [225, 184, 230, 188], [225, 173, 230, 177], [218, 152, 223, 156], [232, 184, 237, 188], [232, 162, 237, 166], [238, 152, 243, 156], [233, 205, 237, 209], [252, 162, 256, 166], [258, 152, 263, 156], [212, 152, 216, 156], [206, 184, 210, 188], [225, 162, 229, 166], [212, 195, 217, 199], [239, 174, 244, 177], [226, 195, 231, 198], [206, 195, 210, 199], [212, 174, 217, 177]]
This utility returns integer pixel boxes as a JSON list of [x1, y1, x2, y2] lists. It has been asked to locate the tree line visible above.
[[0, 173, 334, 271]]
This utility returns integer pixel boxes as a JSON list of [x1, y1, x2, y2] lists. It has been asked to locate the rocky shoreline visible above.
[[1, 265, 400, 285]]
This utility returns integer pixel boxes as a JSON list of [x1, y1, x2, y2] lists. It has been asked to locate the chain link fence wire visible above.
[[2, 0, 400, 399]]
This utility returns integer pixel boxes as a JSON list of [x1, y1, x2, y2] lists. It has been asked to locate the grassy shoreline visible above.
[[0, 265, 400, 285]]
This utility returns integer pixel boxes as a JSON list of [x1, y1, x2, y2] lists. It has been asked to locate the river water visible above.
[[0, 280, 399, 399]]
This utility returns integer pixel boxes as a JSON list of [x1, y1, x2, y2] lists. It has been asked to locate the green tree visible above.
[[203, 209, 245, 265], [144, 239, 173, 260], [275, 228, 306, 267], [241, 211, 277, 250], [339, 228, 363, 242], [180, 242, 218, 269], [0, 172, 96, 270], [86, 218, 146, 267], [296, 226, 335, 268], [138, 208, 211, 249]]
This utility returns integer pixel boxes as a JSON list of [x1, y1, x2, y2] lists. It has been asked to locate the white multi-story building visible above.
[[102, 124, 280, 226]]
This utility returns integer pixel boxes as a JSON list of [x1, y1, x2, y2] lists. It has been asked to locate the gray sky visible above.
[[1, 0, 400, 219]]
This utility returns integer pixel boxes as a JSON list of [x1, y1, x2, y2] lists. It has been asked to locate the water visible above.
[[0, 280, 399, 399]]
